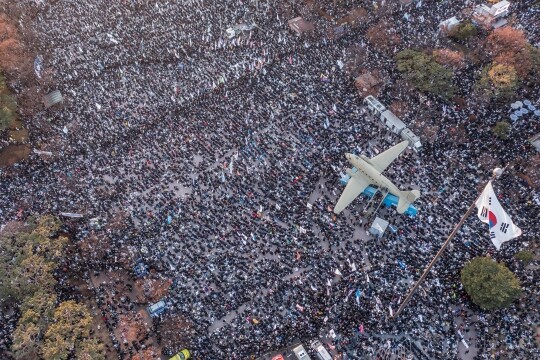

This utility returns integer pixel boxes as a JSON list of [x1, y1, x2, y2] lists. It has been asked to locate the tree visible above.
[[33, 215, 62, 237], [344, 45, 367, 77], [492, 121, 510, 140], [449, 21, 477, 41], [389, 101, 409, 119], [484, 26, 540, 83], [0, 216, 65, 301], [42, 301, 93, 359], [76, 338, 107, 360], [486, 27, 528, 58], [432, 49, 465, 69], [41, 333, 72, 360], [461, 257, 521, 310], [12, 293, 56, 358], [494, 50, 529, 78], [19, 291, 57, 329], [0, 15, 26, 76], [344, 8, 367, 28], [488, 63, 518, 89], [531, 47, 540, 84], [396, 49, 455, 98], [11, 254, 57, 298], [0, 235, 27, 300], [11, 321, 42, 360], [17, 231, 68, 263], [478, 63, 518, 99], [117, 311, 147, 344]]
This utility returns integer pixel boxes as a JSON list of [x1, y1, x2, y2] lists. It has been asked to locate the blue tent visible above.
[[363, 185, 418, 216], [340, 174, 418, 216], [147, 300, 167, 317]]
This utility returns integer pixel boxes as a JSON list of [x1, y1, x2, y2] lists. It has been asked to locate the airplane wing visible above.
[[334, 175, 370, 214], [369, 141, 409, 173]]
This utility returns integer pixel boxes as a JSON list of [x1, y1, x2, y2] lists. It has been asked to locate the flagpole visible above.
[[392, 168, 504, 319]]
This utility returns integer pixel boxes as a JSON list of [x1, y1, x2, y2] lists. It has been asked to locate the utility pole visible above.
[[392, 168, 504, 318]]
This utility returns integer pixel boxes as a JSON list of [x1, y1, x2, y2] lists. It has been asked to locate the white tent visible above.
[[370, 217, 389, 237]]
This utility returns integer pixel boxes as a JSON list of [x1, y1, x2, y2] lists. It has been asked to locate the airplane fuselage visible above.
[[346, 153, 401, 196]]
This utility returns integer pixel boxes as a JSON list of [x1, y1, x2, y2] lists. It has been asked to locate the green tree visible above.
[[396, 49, 455, 99], [20, 291, 57, 327], [11, 321, 42, 360], [0, 233, 27, 300], [492, 121, 510, 140], [461, 257, 521, 310], [34, 215, 62, 237], [2, 217, 102, 360], [76, 338, 107, 360], [449, 21, 478, 41], [11, 291, 57, 358], [20, 231, 69, 263], [42, 300, 93, 360], [0, 216, 65, 301], [41, 333, 72, 360], [11, 254, 57, 298]]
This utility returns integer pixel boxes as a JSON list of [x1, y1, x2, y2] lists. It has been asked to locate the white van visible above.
[[292, 344, 311, 360], [310, 341, 332, 360]]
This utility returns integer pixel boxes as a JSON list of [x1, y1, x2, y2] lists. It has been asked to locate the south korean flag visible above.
[[475, 181, 522, 250]]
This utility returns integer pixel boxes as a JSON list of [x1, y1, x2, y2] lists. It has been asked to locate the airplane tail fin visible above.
[[397, 189, 420, 214]]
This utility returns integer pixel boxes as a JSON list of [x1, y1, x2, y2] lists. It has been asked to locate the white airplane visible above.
[[334, 141, 420, 214]]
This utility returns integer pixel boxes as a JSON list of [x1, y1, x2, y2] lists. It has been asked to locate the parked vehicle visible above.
[[310, 340, 332, 360], [292, 344, 311, 360], [169, 348, 190, 360]]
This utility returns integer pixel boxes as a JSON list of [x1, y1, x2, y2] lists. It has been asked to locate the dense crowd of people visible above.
[[1, 0, 539, 359]]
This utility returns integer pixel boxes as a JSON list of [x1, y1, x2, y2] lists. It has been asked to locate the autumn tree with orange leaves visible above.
[[433, 49, 465, 69], [485, 27, 528, 56], [485, 27, 539, 78]]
